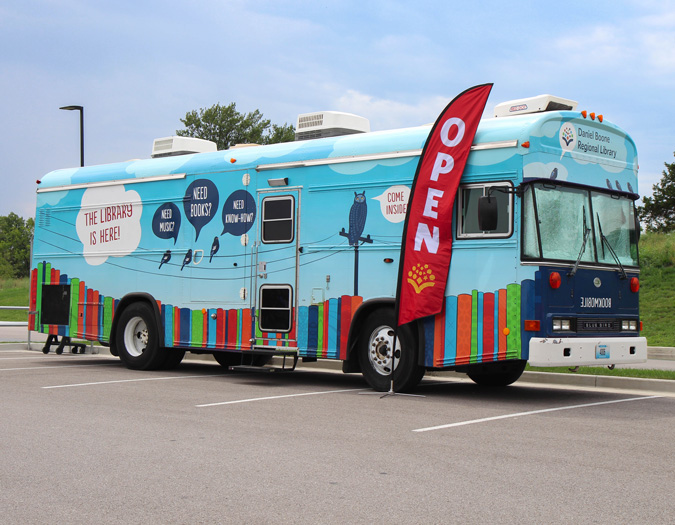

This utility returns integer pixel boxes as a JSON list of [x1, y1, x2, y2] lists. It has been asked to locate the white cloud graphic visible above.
[[76, 186, 143, 266]]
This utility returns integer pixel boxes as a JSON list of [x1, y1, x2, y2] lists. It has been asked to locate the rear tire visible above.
[[115, 302, 166, 370], [357, 309, 425, 392], [466, 360, 526, 387], [162, 349, 185, 369]]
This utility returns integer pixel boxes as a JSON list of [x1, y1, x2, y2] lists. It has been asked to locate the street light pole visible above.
[[59, 105, 84, 167]]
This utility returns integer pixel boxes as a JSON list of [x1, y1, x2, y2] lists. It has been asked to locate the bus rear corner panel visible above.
[[40, 284, 71, 326]]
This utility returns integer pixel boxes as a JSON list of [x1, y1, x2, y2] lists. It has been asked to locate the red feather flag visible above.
[[397, 84, 492, 326]]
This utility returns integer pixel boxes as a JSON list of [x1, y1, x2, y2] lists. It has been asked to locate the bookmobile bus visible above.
[[30, 94, 647, 392]]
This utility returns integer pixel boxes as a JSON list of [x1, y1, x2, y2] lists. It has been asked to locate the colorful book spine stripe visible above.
[[423, 282, 532, 368], [31, 263, 533, 366], [296, 295, 362, 359], [158, 305, 258, 350]]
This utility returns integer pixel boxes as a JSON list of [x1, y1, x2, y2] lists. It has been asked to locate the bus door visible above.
[[253, 188, 300, 349]]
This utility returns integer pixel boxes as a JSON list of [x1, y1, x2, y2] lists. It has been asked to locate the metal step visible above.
[[229, 352, 299, 372], [41, 334, 89, 355]]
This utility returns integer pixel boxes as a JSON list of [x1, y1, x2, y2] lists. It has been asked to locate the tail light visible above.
[[630, 277, 639, 292], [549, 272, 561, 289]]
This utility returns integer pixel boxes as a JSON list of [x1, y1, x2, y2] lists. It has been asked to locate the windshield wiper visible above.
[[596, 213, 628, 279], [569, 207, 590, 277]]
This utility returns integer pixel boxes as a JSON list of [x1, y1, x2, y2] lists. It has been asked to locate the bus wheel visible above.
[[466, 360, 526, 387], [358, 309, 425, 393], [162, 349, 185, 369], [115, 302, 166, 370]]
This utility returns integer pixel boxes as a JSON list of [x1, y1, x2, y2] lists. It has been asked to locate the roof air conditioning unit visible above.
[[295, 111, 370, 141], [494, 95, 578, 118], [151, 136, 217, 158]]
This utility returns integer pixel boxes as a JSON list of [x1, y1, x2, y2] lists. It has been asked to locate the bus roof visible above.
[[37, 110, 637, 191]]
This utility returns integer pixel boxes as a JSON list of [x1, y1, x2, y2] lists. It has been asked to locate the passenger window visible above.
[[457, 182, 513, 238], [258, 285, 293, 332], [261, 196, 295, 243]]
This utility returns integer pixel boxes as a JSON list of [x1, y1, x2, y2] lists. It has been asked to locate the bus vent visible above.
[[38, 208, 52, 228], [494, 95, 578, 118], [151, 136, 218, 158], [295, 111, 370, 141]]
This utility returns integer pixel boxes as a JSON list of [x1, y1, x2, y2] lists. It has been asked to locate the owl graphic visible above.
[[348, 191, 367, 246]]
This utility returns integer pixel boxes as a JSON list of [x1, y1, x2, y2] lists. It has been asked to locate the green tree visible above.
[[0, 213, 34, 278], [638, 153, 675, 233], [176, 102, 295, 150]]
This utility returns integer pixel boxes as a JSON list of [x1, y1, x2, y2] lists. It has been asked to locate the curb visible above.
[[517, 370, 675, 395], [648, 347, 675, 361]]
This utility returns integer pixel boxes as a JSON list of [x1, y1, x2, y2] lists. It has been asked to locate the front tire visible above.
[[466, 360, 526, 387], [115, 302, 166, 370], [358, 309, 425, 392]]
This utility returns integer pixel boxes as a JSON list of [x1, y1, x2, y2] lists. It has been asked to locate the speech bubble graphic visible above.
[[372, 185, 410, 223], [152, 202, 181, 244], [76, 185, 143, 266], [183, 179, 219, 241], [221, 190, 256, 236]]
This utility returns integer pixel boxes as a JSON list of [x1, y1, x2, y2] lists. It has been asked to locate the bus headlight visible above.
[[622, 320, 638, 331], [553, 318, 572, 331]]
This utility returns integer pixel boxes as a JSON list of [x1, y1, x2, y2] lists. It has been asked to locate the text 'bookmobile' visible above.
[[31, 94, 646, 391]]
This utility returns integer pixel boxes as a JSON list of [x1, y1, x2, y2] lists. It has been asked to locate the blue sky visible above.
[[2, 0, 675, 219]]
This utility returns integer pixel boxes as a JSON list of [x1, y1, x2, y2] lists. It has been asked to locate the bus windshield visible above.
[[522, 181, 639, 268]]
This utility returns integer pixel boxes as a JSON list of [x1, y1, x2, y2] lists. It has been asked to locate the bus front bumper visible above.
[[528, 336, 647, 367]]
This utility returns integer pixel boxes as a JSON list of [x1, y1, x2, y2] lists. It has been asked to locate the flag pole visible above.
[[375, 83, 493, 399]]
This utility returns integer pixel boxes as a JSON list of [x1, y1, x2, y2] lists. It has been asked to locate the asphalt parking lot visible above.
[[1, 344, 674, 524]]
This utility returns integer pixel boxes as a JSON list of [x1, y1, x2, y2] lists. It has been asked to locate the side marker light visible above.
[[524, 320, 540, 331]]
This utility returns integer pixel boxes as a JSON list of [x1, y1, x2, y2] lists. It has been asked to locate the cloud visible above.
[[552, 8, 675, 78], [333, 89, 449, 130]]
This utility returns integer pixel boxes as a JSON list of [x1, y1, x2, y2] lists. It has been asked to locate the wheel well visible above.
[[109, 293, 165, 353], [343, 298, 425, 372]]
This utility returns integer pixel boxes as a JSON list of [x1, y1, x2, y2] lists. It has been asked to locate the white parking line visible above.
[[42, 374, 225, 389], [196, 388, 367, 407], [2, 363, 117, 372], [412, 395, 662, 432], [0, 356, 115, 361]]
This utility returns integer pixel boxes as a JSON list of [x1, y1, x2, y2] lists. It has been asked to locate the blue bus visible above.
[[31, 94, 646, 391]]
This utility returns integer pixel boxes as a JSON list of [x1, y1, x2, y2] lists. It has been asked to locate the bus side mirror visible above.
[[478, 196, 498, 231]]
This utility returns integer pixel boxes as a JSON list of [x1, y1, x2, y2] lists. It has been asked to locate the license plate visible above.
[[596, 344, 610, 359]]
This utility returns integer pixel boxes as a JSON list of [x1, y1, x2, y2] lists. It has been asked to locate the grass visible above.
[[0, 277, 30, 322], [526, 365, 675, 381], [637, 232, 675, 346]]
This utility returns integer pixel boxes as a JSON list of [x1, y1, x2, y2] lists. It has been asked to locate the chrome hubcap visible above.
[[367, 325, 400, 376]]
